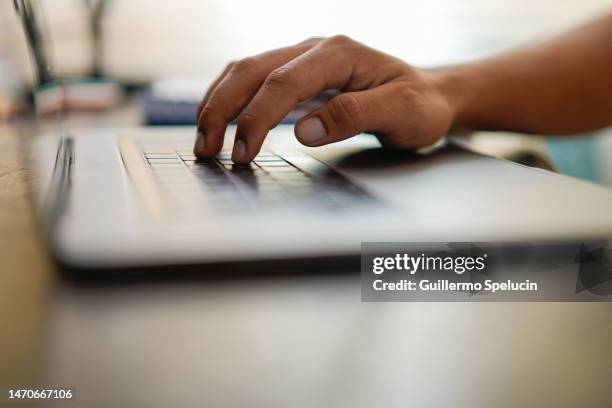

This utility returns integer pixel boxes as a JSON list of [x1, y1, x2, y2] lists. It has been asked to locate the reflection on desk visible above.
[[43, 275, 612, 408]]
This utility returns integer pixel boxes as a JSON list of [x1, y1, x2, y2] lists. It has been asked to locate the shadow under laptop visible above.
[[57, 255, 361, 287]]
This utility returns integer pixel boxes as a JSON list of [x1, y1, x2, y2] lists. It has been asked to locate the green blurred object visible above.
[[545, 133, 612, 187]]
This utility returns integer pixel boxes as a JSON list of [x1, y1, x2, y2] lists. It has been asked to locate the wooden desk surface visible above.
[[0, 121, 52, 388], [1, 108, 611, 407]]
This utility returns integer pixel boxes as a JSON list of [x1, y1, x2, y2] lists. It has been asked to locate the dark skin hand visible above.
[[194, 12, 612, 164]]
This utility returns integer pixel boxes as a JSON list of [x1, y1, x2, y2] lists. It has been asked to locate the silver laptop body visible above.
[[17, 0, 612, 272]]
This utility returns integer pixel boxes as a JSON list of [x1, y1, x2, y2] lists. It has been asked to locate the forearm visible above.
[[436, 11, 612, 135]]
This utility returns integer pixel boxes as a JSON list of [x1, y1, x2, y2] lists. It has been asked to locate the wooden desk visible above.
[[1, 107, 611, 407], [0, 121, 52, 387]]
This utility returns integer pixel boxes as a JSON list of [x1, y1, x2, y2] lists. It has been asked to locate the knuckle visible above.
[[399, 86, 424, 107], [197, 109, 212, 128], [230, 57, 257, 74], [199, 106, 224, 129], [386, 60, 411, 76], [330, 94, 363, 129], [237, 111, 258, 129], [223, 60, 237, 74], [264, 66, 296, 90], [326, 34, 353, 46], [400, 86, 417, 101]]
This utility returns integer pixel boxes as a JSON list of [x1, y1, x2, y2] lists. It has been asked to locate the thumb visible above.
[[295, 90, 381, 147]]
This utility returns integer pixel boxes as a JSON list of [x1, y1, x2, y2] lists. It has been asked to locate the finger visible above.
[[298, 81, 447, 149], [194, 38, 322, 158], [196, 61, 235, 123], [295, 84, 397, 146], [196, 36, 322, 121], [232, 36, 374, 163], [194, 63, 236, 156]]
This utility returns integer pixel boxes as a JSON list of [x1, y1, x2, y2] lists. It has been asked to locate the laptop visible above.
[[16, 1, 612, 273]]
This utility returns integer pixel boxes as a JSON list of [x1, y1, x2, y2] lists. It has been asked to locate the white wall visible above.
[[2, 0, 611, 85]]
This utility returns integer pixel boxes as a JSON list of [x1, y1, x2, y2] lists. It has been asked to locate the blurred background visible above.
[[1, 0, 611, 184], [1, 0, 611, 82]]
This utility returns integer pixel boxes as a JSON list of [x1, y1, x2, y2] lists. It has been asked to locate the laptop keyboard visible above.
[[138, 142, 374, 215]]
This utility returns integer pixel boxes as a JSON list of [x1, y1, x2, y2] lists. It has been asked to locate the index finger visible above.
[[231, 36, 363, 163], [194, 38, 322, 158]]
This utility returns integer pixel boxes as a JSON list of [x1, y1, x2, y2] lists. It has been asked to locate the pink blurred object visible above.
[[34, 77, 124, 116]]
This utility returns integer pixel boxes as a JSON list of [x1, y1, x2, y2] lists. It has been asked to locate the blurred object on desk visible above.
[[466, 132, 557, 172], [466, 130, 612, 187], [142, 77, 206, 125], [0, 56, 27, 121], [34, 77, 124, 116], [10, 0, 124, 116], [0, 5, 28, 120], [545, 131, 612, 187]]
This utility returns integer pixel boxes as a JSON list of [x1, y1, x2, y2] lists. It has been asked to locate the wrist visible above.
[[426, 65, 480, 131]]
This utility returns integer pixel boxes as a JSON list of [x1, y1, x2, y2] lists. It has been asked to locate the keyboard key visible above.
[[252, 157, 284, 162], [256, 161, 292, 167], [262, 166, 300, 173], [191, 162, 223, 170], [148, 158, 182, 164]]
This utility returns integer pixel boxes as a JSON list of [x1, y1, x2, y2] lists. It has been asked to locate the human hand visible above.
[[194, 36, 458, 163]]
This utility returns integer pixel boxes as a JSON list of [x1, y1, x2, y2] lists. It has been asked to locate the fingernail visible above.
[[232, 139, 246, 162], [194, 131, 205, 155], [296, 116, 326, 144]]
